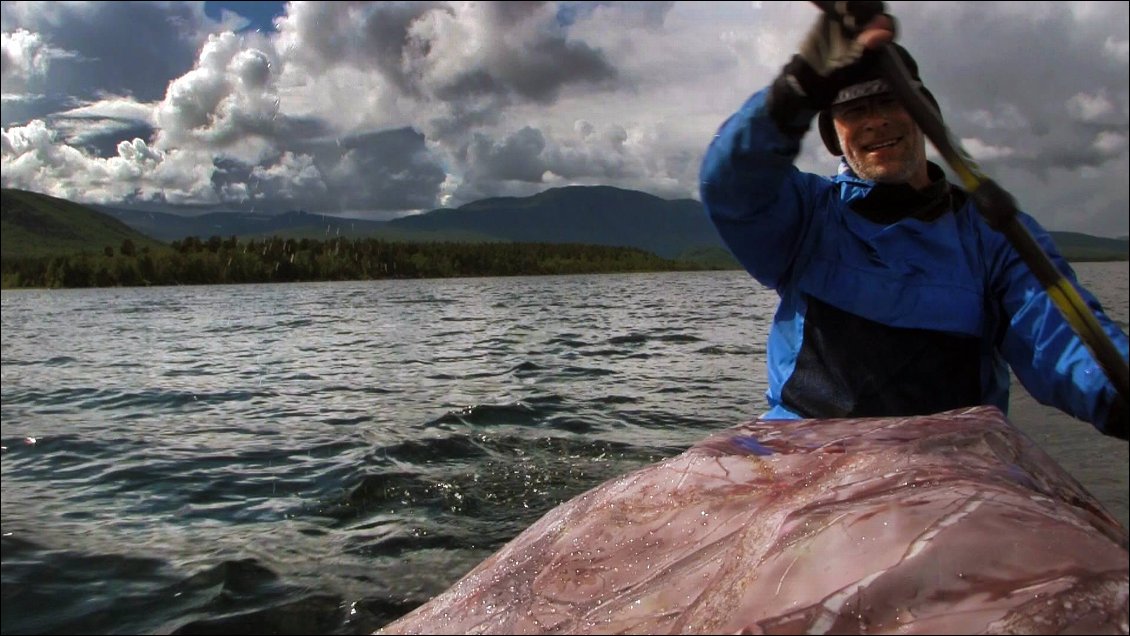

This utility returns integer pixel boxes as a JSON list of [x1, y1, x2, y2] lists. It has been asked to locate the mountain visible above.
[[1042, 232, 1130, 262], [90, 206, 500, 245], [88, 206, 298, 242], [385, 185, 721, 258], [2, 189, 166, 259], [10, 186, 1128, 264], [93, 185, 722, 259]]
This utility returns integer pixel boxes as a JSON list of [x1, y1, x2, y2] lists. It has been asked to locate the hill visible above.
[[90, 206, 501, 244], [93, 186, 721, 259], [1, 189, 167, 259], [8, 186, 1128, 265], [1044, 232, 1129, 262], [1, 187, 713, 288], [385, 186, 721, 259]]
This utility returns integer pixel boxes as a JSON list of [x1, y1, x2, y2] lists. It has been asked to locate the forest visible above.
[[1, 235, 709, 289]]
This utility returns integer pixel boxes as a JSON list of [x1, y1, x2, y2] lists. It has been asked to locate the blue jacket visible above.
[[700, 87, 1128, 435]]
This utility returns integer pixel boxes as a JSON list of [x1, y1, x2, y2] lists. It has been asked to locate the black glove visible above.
[[768, 1, 889, 134]]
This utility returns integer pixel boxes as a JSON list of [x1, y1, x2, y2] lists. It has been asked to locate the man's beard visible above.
[[844, 134, 926, 185]]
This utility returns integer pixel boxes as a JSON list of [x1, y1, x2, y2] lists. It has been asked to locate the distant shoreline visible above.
[[3, 254, 1124, 291], [1, 237, 731, 290]]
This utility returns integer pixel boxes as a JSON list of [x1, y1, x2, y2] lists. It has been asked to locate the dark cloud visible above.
[[492, 34, 617, 103], [557, 1, 675, 29], [901, 2, 1128, 175], [325, 127, 448, 212], [466, 127, 547, 182], [281, 1, 617, 139], [1, 2, 208, 103], [203, 127, 447, 214], [282, 1, 443, 96]]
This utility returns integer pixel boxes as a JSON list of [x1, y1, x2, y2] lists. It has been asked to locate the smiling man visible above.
[[825, 85, 929, 188], [698, 3, 1128, 438]]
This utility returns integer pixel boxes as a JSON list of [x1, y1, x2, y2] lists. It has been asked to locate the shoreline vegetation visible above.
[[2, 234, 1124, 290], [0, 236, 722, 290], [2, 187, 1125, 290]]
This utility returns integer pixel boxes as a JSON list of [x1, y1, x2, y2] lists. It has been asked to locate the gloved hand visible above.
[[768, 1, 891, 134]]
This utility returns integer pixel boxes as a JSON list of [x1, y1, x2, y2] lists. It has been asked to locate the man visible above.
[[698, 4, 1128, 438]]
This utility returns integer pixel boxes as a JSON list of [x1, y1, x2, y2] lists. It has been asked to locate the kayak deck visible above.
[[377, 405, 1129, 634]]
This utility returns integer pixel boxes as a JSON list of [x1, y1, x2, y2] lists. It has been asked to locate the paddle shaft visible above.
[[810, 1, 1130, 409]]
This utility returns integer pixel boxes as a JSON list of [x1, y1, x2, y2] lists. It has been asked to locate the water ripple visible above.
[[2, 266, 1126, 635]]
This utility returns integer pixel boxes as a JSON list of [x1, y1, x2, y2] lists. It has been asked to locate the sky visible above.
[[1, 1, 1128, 237]]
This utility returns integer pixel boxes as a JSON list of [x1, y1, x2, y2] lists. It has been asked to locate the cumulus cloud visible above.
[[318, 127, 448, 215], [154, 32, 283, 160], [272, 0, 623, 198], [1, 1, 214, 104], [250, 151, 326, 203], [1, 28, 76, 93], [0, 0, 1127, 238], [0, 118, 208, 206]]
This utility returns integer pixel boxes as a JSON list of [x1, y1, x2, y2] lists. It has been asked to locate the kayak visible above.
[[376, 405, 1129, 634]]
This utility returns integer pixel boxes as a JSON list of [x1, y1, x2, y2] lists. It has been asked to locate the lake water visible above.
[[2, 263, 1127, 634]]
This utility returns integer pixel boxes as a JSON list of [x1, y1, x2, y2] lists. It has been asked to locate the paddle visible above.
[[811, 1, 1130, 422]]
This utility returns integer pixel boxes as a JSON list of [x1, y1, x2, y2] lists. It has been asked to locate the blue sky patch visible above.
[[204, 1, 288, 33]]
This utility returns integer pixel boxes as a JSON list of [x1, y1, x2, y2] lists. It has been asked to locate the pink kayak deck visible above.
[[377, 405, 1129, 634]]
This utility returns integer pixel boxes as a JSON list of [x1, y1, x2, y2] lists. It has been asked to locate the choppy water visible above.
[[2, 264, 1127, 635]]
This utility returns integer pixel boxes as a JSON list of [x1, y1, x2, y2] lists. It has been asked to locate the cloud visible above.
[[1066, 90, 1122, 125], [272, 0, 623, 196], [319, 128, 447, 215], [249, 150, 326, 205], [959, 137, 1017, 162], [48, 97, 157, 157], [1, 118, 195, 206], [280, 2, 617, 104], [1, 1, 214, 107], [154, 32, 283, 160], [0, 1, 1127, 238], [467, 127, 548, 183], [1104, 35, 1130, 65], [1, 28, 76, 93]]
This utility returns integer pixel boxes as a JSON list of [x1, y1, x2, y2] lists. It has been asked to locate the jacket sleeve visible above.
[[987, 213, 1130, 437], [698, 88, 829, 290]]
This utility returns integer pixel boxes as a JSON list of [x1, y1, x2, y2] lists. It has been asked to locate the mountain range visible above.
[[86, 185, 723, 260], [5, 185, 1128, 263]]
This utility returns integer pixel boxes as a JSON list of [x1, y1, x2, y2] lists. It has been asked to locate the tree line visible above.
[[1, 236, 710, 289]]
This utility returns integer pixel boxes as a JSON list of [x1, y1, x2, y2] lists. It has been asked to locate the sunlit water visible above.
[[2, 264, 1127, 634]]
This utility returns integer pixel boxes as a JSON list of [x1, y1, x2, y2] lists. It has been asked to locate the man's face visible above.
[[832, 94, 930, 189]]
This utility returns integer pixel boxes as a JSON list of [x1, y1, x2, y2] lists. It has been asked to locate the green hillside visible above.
[[4, 186, 1126, 272], [2, 188, 167, 259], [1047, 232, 1129, 262], [0, 188, 710, 288]]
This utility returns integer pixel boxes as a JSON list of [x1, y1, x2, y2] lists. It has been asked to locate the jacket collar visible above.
[[833, 161, 954, 224]]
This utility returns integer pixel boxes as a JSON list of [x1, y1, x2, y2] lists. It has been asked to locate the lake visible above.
[[2, 263, 1127, 634]]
